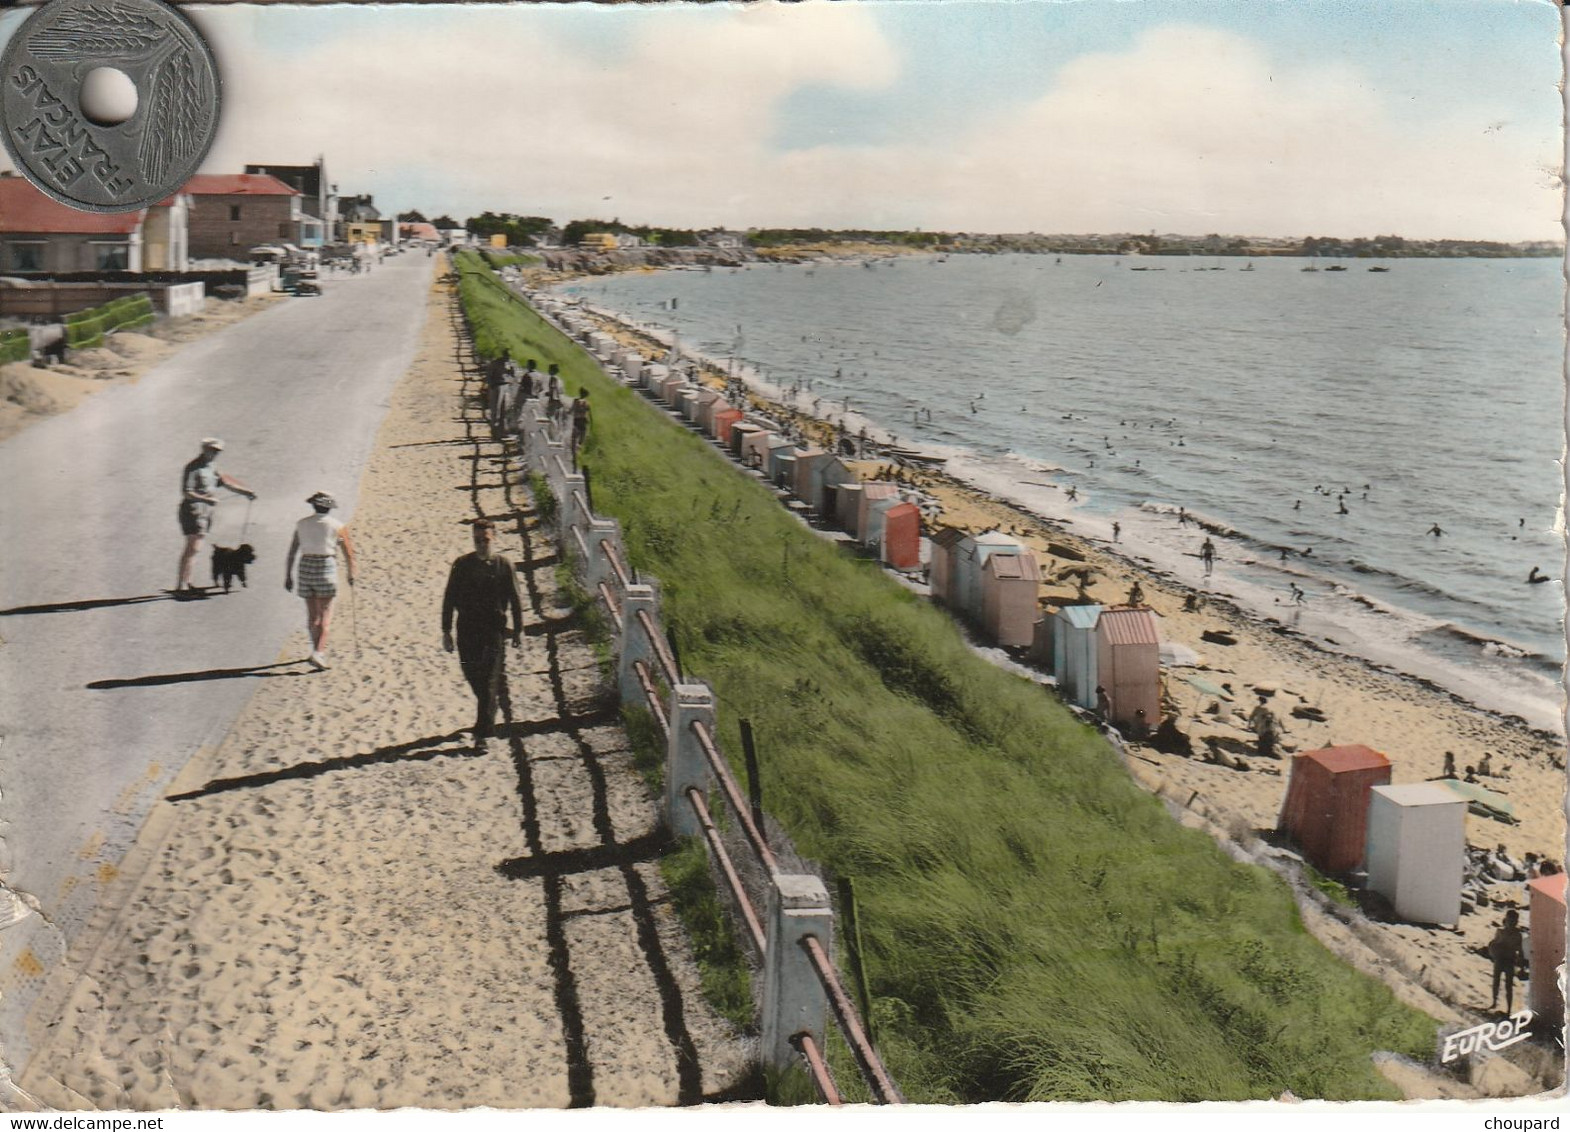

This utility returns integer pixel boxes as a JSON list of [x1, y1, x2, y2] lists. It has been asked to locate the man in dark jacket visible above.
[[442, 519, 523, 745]]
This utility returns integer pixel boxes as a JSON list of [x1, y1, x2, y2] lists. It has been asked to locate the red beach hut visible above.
[[1277, 745, 1393, 874], [880, 502, 921, 571], [711, 407, 744, 446], [1094, 606, 1160, 730], [1528, 874, 1566, 1023]]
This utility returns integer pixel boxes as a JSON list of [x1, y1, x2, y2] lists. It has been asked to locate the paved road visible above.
[[0, 254, 434, 1068]]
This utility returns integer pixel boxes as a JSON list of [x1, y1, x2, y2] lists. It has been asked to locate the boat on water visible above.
[[1368, 265, 1391, 273], [1325, 264, 1348, 272], [1241, 262, 1256, 271]]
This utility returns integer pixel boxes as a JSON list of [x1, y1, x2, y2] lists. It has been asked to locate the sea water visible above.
[[557, 254, 1565, 731]]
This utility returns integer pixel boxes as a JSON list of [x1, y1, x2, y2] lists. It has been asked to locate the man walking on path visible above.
[[176, 437, 257, 597], [485, 350, 510, 430], [1200, 537, 1216, 576], [442, 519, 523, 746]]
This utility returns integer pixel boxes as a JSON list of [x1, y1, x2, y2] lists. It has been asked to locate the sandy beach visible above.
[[14, 268, 750, 1109], [566, 287, 1565, 1095]]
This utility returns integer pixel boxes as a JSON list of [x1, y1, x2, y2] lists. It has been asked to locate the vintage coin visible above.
[[0, 0, 219, 213]]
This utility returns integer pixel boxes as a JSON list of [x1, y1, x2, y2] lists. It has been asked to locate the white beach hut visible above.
[[1052, 603, 1102, 709], [1363, 783, 1467, 925], [956, 531, 1024, 621]]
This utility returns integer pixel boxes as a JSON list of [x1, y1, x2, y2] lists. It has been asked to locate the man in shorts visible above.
[[177, 438, 256, 597]]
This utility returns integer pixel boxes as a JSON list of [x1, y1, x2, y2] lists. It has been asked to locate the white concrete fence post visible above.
[[558, 471, 586, 546], [584, 518, 621, 592], [664, 683, 714, 840], [762, 874, 833, 1070], [616, 584, 659, 706]]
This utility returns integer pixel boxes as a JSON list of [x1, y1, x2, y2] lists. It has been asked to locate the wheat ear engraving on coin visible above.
[[1, 0, 219, 212]]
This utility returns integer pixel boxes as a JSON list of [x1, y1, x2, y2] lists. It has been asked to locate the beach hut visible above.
[[791, 448, 830, 505], [740, 429, 776, 470], [677, 388, 702, 421], [880, 502, 921, 571], [1095, 606, 1161, 729], [863, 495, 903, 549], [621, 353, 644, 384], [955, 531, 1024, 621], [857, 484, 899, 545], [712, 407, 744, 446], [1528, 874, 1566, 1023], [768, 446, 797, 488], [1277, 745, 1393, 874], [1052, 603, 1102, 709], [731, 421, 763, 458], [981, 551, 1042, 648], [641, 363, 669, 393], [658, 374, 685, 406], [928, 527, 967, 607], [831, 483, 863, 535], [1363, 783, 1467, 924], [692, 389, 720, 426], [816, 458, 858, 522], [1031, 613, 1055, 669]]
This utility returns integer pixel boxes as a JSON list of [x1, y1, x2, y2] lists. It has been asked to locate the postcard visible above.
[[0, 0, 1562, 1123]]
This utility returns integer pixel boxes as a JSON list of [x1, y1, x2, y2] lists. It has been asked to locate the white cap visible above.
[[200, 437, 224, 450]]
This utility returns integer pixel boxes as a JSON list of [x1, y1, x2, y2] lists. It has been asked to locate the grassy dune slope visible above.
[[455, 253, 1435, 1103]]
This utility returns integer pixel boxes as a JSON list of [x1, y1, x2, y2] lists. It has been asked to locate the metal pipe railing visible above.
[[632, 659, 670, 744], [686, 788, 767, 955], [635, 608, 681, 687], [800, 934, 903, 1105], [691, 719, 779, 878], [791, 1033, 843, 1106], [601, 538, 633, 590], [597, 580, 623, 631]]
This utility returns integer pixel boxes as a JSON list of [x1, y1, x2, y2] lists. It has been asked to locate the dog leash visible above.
[[240, 497, 254, 542]]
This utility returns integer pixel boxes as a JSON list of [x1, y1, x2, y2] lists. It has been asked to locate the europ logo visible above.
[[1440, 1010, 1535, 1063]]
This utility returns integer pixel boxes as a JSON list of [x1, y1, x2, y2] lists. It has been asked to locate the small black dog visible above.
[[211, 544, 256, 593]]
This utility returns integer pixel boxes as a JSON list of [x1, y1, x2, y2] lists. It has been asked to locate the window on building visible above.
[[94, 244, 128, 271], [230, 205, 241, 221], [230, 232, 238, 246], [279, 222, 291, 239], [8, 243, 44, 272]]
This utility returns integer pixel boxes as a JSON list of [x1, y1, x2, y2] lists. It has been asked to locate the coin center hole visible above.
[[80, 67, 138, 126]]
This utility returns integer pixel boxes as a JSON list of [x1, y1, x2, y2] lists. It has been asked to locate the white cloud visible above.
[[935, 24, 1561, 240]]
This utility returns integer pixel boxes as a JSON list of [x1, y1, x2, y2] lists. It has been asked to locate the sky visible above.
[[1, 0, 1563, 240]]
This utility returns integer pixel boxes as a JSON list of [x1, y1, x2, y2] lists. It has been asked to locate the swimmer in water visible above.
[[1528, 566, 1551, 584], [1427, 524, 1444, 537]]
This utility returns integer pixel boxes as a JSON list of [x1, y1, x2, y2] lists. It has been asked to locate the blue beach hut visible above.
[[1053, 603, 1102, 709]]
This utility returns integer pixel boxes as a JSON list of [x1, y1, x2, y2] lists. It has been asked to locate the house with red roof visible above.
[[0, 172, 190, 273], [181, 173, 302, 260]]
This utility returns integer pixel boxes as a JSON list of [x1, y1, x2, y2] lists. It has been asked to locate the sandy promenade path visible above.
[[14, 269, 751, 1110]]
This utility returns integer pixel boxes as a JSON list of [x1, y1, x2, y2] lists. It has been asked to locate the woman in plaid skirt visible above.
[[284, 492, 358, 670]]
